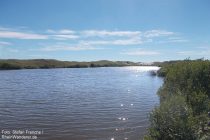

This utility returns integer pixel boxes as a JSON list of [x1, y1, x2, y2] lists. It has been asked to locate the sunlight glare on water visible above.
[[125, 66, 160, 72]]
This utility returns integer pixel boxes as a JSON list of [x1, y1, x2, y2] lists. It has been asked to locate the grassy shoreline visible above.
[[144, 59, 210, 140]]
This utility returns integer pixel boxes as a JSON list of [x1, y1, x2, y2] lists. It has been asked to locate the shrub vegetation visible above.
[[145, 59, 210, 140]]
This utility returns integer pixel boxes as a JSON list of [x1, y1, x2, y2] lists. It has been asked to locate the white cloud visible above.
[[0, 41, 12, 46], [167, 37, 188, 43], [0, 28, 81, 40], [0, 27, 177, 44], [79, 29, 175, 46], [79, 40, 110, 46], [47, 29, 78, 40], [40, 43, 104, 51], [81, 29, 175, 46], [1, 27, 183, 54], [112, 37, 142, 45], [79, 37, 142, 46], [0, 31, 48, 40], [47, 29, 75, 34], [121, 49, 160, 56], [82, 30, 141, 37], [177, 49, 210, 56], [39, 37, 142, 52], [51, 34, 79, 40], [46, 29, 55, 33], [0, 27, 12, 31], [58, 29, 75, 34], [27, 28, 178, 52], [144, 30, 174, 38], [0, 28, 48, 40]]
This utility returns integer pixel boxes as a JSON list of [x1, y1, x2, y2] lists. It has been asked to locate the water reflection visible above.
[[0, 66, 163, 140]]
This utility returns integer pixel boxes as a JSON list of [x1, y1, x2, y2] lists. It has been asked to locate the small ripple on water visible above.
[[0, 67, 163, 140]]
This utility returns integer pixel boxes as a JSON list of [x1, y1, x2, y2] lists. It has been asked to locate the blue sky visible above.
[[0, 0, 210, 62]]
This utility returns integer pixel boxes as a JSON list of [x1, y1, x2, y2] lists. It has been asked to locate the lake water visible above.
[[0, 66, 163, 140]]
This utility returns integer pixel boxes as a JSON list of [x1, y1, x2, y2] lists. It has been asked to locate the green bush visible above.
[[144, 95, 197, 140], [0, 62, 21, 70], [145, 60, 210, 140]]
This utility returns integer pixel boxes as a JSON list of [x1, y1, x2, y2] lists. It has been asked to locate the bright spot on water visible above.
[[119, 117, 128, 121], [127, 89, 130, 92], [124, 138, 128, 140], [131, 104, 133, 106], [111, 138, 114, 140], [115, 128, 118, 131], [120, 104, 124, 107], [122, 118, 127, 121], [125, 66, 160, 72]]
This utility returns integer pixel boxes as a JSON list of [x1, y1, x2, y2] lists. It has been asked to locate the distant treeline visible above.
[[0, 59, 141, 70], [144, 59, 210, 140]]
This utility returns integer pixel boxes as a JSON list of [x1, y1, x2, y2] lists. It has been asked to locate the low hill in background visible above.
[[0, 59, 142, 70]]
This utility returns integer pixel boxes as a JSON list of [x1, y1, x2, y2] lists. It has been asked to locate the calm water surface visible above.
[[0, 66, 163, 140]]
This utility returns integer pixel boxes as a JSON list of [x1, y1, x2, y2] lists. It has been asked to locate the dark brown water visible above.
[[0, 66, 163, 140]]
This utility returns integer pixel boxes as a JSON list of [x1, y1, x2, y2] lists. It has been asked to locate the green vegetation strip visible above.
[[145, 59, 210, 140], [0, 59, 141, 70]]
